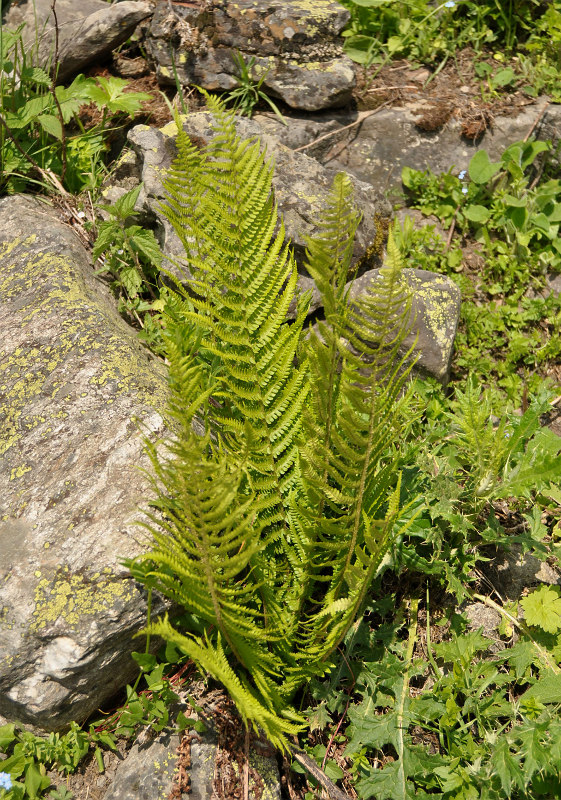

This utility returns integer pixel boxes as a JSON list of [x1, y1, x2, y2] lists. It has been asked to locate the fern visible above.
[[127, 97, 416, 750]]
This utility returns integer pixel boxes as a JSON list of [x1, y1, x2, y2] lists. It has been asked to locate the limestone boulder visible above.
[[144, 0, 355, 111], [0, 195, 170, 731]]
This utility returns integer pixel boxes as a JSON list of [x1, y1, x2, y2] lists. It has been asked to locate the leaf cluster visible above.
[[93, 185, 166, 352], [0, 25, 151, 195], [396, 377, 561, 600], [400, 140, 561, 404]]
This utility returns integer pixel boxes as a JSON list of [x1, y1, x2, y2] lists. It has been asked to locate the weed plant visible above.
[[338, 0, 561, 92], [400, 139, 561, 405], [0, 24, 151, 195]]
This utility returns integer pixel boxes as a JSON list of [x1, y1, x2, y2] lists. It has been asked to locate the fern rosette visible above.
[[128, 98, 416, 750]]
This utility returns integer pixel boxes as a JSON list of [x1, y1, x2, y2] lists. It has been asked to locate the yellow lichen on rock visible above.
[[30, 569, 135, 631]]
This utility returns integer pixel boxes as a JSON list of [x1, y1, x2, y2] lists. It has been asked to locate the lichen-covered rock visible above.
[[348, 268, 461, 384], [107, 113, 390, 282], [0, 195, 170, 731], [252, 101, 551, 190], [144, 0, 355, 111]]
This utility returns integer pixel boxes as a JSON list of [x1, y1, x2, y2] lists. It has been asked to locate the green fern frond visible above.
[[147, 617, 305, 751], [133, 100, 418, 750]]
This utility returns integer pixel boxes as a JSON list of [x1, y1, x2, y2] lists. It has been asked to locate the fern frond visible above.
[[136, 103, 418, 750], [146, 618, 305, 751]]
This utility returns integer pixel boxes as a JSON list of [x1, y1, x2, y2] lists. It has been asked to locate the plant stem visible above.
[[472, 592, 560, 674]]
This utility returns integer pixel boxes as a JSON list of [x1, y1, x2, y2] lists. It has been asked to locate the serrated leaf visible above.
[[37, 113, 63, 140], [114, 184, 142, 219], [521, 671, 561, 704], [521, 585, 561, 634], [130, 228, 163, 266], [490, 738, 524, 794], [92, 222, 122, 260]]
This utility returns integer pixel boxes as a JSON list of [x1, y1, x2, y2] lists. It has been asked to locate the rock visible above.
[[464, 602, 502, 642], [103, 700, 281, 800], [145, 0, 355, 111], [102, 728, 184, 800], [252, 100, 551, 191], [0, 195, 172, 731], [55, 1, 153, 83], [106, 112, 390, 280], [3, 0, 153, 83], [484, 544, 560, 602], [347, 268, 461, 384]]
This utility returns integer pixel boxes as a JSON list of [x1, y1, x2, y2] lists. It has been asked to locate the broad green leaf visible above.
[[37, 113, 63, 140], [131, 651, 158, 671], [114, 184, 142, 219], [24, 761, 48, 798], [468, 150, 502, 184], [521, 671, 561, 704], [131, 228, 163, 266], [0, 723, 16, 749], [491, 67, 516, 87], [521, 586, 561, 634], [464, 204, 491, 224], [503, 194, 527, 207]]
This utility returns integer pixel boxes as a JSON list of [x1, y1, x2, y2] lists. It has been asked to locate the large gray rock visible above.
[[145, 0, 355, 111], [252, 99, 552, 191], [0, 195, 170, 731], [105, 112, 391, 279], [3, 0, 152, 83]]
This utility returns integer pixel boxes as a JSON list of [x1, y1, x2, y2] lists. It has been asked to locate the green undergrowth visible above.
[[1, 19, 561, 799], [0, 23, 152, 195], [338, 0, 561, 101], [398, 137, 561, 409]]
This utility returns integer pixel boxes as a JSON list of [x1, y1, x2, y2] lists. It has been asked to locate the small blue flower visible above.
[[458, 170, 467, 180], [444, 1, 455, 7], [462, 186, 468, 194], [0, 773, 12, 791]]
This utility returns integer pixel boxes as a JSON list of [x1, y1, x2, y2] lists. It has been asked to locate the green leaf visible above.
[[92, 221, 123, 260], [521, 671, 561, 704], [37, 113, 63, 141], [468, 150, 502, 184], [113, 184, 142, 219], [490, 738, 524, 795], [21, 66, 51, 86], [0, 723, 16, 750], [464, 204, 491, 224], [130, 228, 163, 266], [131, 651, 158, 672], [24, 761, 49, 798], [521, 586, 561, 634]]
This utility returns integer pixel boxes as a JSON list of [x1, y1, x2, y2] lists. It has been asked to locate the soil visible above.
[[353, 48, 536, 142]]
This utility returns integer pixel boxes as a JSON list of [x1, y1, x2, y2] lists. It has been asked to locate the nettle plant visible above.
[[127, 98, 417, 748]]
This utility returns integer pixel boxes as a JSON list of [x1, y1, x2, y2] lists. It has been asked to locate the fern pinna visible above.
[[127, 97, 416, 750]]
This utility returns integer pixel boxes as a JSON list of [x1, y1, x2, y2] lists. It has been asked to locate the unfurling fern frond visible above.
[[128, 99, 417, 750]]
